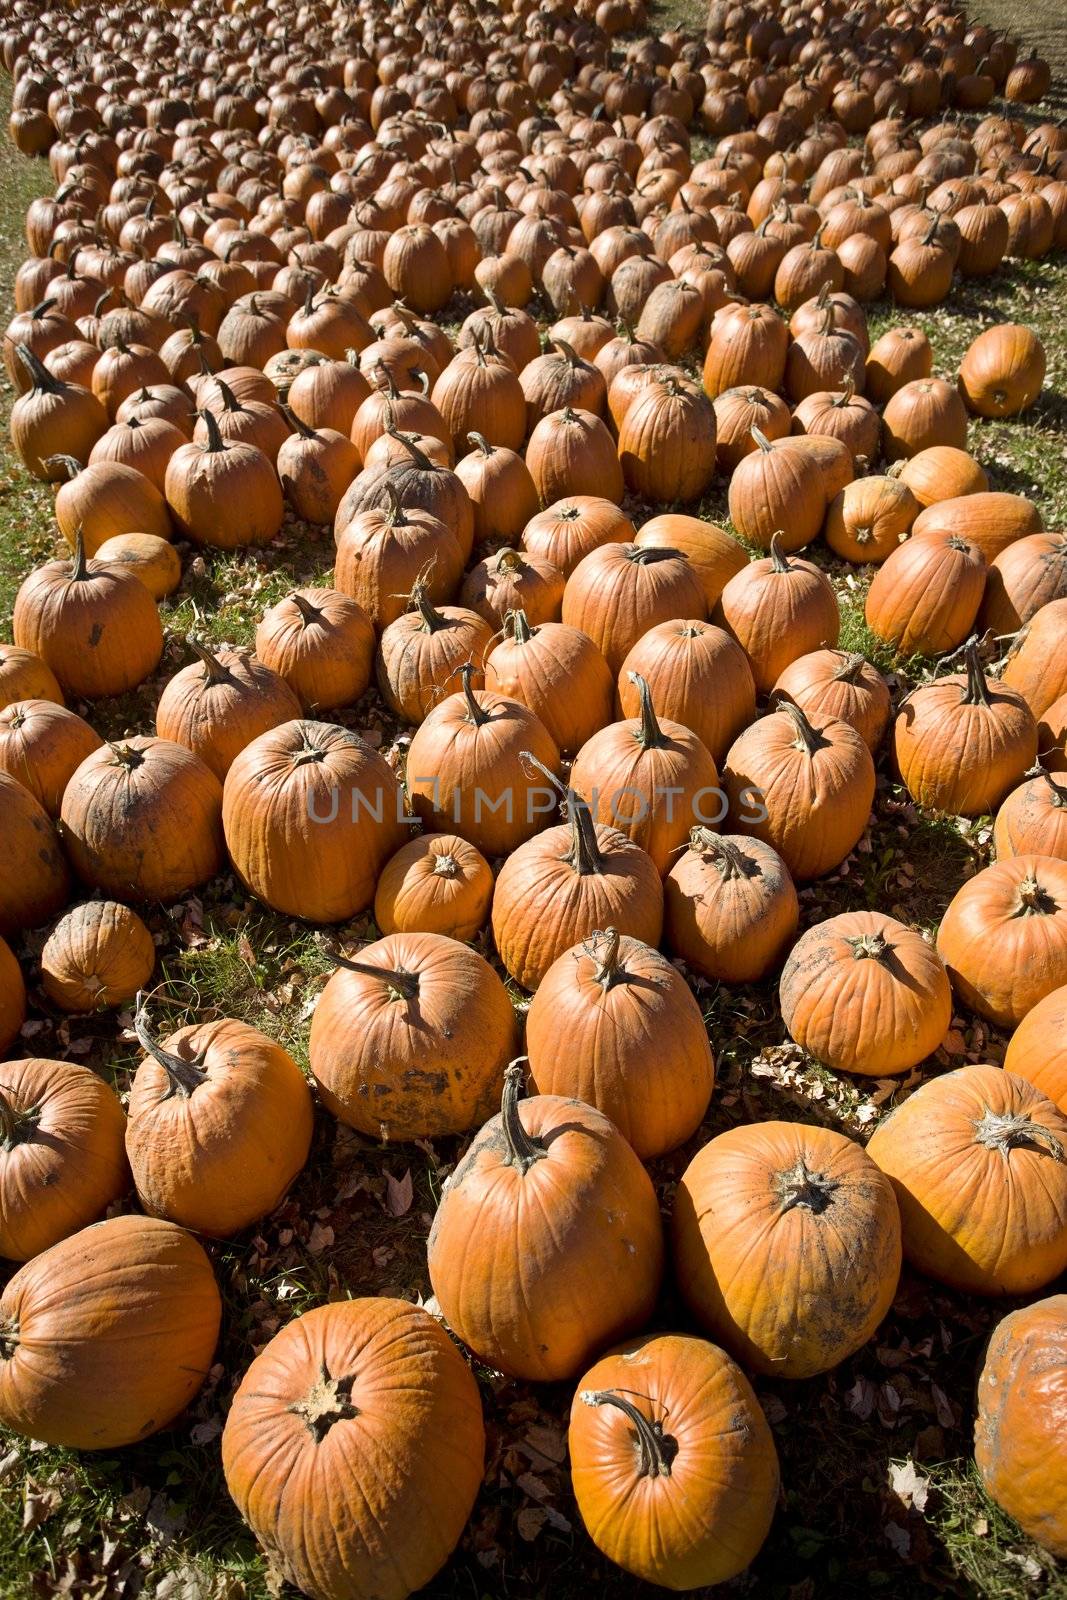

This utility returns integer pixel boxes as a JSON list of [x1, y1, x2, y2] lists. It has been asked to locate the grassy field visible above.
[[1, 10, 1067, 1600]]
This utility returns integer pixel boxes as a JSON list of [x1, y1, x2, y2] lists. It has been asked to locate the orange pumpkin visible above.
[[995, 769, 1067, 862], [665, 828, 798, 983], [772, 649, 891, 753], [633, 514, 748, 611], [0, 697, 101, 816], [522, 495, 635, 578], [0, 937, 25, 1056], [866, 529, 987, 658], [484, 612, 614, 757], [825, 474, 920, 563], [156, 643, 302, 781], [254, 588, 374, 713], [1003, 598, 1067, 718], [716, 535, 840, 694], [867, 1065, 1067, 1294], [374, 833, 493, 942], [617, 618, 756, 765], [0, 644, 63, 711], [959, 323, 1046, 418], [0, 770, 71, 936], [41, 901, 155, 1011], [936, 855, 1067, 1027], [727, 429, 827, 553], [1004, 984, 1067, 1112], [563, 542, 706, 676]]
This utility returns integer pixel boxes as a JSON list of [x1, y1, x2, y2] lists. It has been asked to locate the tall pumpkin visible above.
[[254, 588, 374, 713], [727, 429, 827, 553], [616, 619, 756, 764], [222, 1299, 485, 1600], [427, 1065, 664, 1381], [865, 529, 987, 657], [673, 1120, 901, 1377], [0, 1214, 221, 1449], [715, 535, 840, 693], [222, 720, 407, 923], [569, 1334, 779, 1590], [867, 1065, 1067, 1294], [484, 611, 614, 757], [165, 407, 284, 549], [309, 933, 517, 1141], [562, 543, 706, 675]]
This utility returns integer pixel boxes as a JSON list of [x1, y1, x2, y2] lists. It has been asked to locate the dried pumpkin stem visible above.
[[467, 431, 493, 458], [188, 638, 233, 684], [134, 994, 209, 1099], [500, 1061, 545, 1172], [628, 672, 667, 750], [333, 952, 419, 1001], [578, 1391, 677, 1478], [776, 1156, 839, 1214], [591, 926, 624, 988], [777, 698, 825, 754], [1015, 871, 1055, 916], [289, 591, 322, 624], [198, 406, 228, 453], [287, 1360, 360, 1441], [974, 1108, 1064, 1161], [832, 652, 867, 683], [507, 607, 532, 644], [961, 638, 992, 707], [689, 828, 751, 879], [0, 1088, 41, 1151], [768, 532, 791, 573]]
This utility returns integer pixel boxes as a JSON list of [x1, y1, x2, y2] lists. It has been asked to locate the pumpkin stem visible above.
[[409, 578, 447, 633], [289, 591, 323, 624], [752, 425, 773, 454], [973, 1108, 1064, 1162], [287, 1360, 360, 1441], [961, 637, 991, 707], [188, 638, 233, 684], [432, 852, 458, 878], [1015, 871, 1056, 916], [768, 532, 791, 573], [500, 1060, 545, 1173], [46, 453, 83, 482], [70, 527, 90, 582], [552, 337, 582, 369], [467, 431, 493, 458], [627, 672, 667, 750], [589, 926, 624, 989], [578, 1390, 677, 1478], [333, 951, 420, 1002], [832, 652, 867, 683], [1032, 765, 1067, 808], [133, 994, 209, 1099], [775, 1156, 839, 1214], [0, 1087, 41, 1152], [458, 661, 489, 726], [689, 828, 752, 879], [280, 401, 316, 440], [14, 341, 61, 394], [506, 607, 532, 644], [846, 930, 892, 961], [198, 406, 227, 452], [395, 431, 434, 471], [831, 376, 856, 408], [777, 699, 826, 754]]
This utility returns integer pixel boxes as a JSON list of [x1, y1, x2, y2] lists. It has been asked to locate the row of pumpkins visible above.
[[0, 0, 1066, 1594]]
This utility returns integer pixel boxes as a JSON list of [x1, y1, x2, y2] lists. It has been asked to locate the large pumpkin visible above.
[[569, 1334, 779, 1589], [222, 1299, 485, 1600], [309, 932, 517, 1141], [1002, 598, 1067, 718], [959, 323, 1046, 418], [0, 770, 71, 935], [222, 720, 407, 923], [0, 1057, 128, 1261], [665, 829, 799, 984], [165, 407, 284, 549], [780, 910, 952, 1075], [673, 1120, 901, 1377], [61, 736, 224, 903], [427, 1065, 663, 1381], [867, 1065, 1067, 1294], [975, 1296, 1067, 1558], [526, 928, 714, 1158], [127, 1002, 313, 1238], [936, 855, 1067, 1026], [727, 429, 827, 553], [0, 1214, 221, 1449], [562, 542, 706, 676], [41, 900, 155, 1011], [1003, 983, 1067, 1111]]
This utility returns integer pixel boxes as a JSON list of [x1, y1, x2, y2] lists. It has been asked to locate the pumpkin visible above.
[[91, 339, 170, 419], [936, 855, 1067, 1026], [460, 548, 564, 633], [127, 1000, 312, 1238], [166, 407, 284, 549], [912, 491, 1044, 563], [0, 771, 71, 935], [309, 932, 516, 1141], [995, 768, 1067, 863], [427, 1064, 663, 1381], [1004, 984, 1067, 1111], [377, 587, 492, 725], [61, 736, 224, 903], [792, 380, 880, 468], [223, 719, 407, 924], [522, 496, 635, 578], [50, 453, 172, 552], [9, 343, 108, 479], [221, 1298, 484, 1600], [866, 530, 987, 658], [527, 405, 623, 505], [982, 533, 1067, 634], [13, 533, 163, 698], [526, 927, 714, 1158], [406, 668, 560, 857], [702, 302, 789, 397], [715, 535, 840, 694], [272, 408, 360, 526], [894, 642, 1036, 814], [1039, 692, 1067, 771], [430, 333, 525, 453], [287, 353, 372, 436], [0, 698, 101, 816], [88, 415, 186, 493], [825, 474, 919, 563], [0, 1057, 127, 1262], [484, 611, 614, 757], [0, 645, 63, 711], [616, 619, 756, 765], [975, 1295, 1067, 1559], [895, 445, 989, 508], [571, 673, 720, 876], [93, 532, 181, 600], [959, 323, 1046, 417], [520, 339, 606, 432], [867, 1064, 1067, 1294], [882, 376, 969, 459], [382, 224, 453, 313], [562, 543, 706, 676], [337, 433, 474, 563], [374, 833, 493, 942], [254, 588, 374, 713], [350, 370, 451, 464], [865, 325, 933, 404], [334, 485, 464, 631], [673, 1120, 901, 1377], [780, 910, 951, 1075], [156, 642, 302, 782], [785, 312, 866, 405], [773, 649, 891, 753], [727, 429, 827, 553], [617, 373, 718, 504], [632, 515, 748, 612], [0, 936, 25, 1055], [0, 1213, 220, 1449], [712, 384, 792, 471], [722, 701, 876, 881], [454, 433, 539, 545], [665, 828, 798, 984], [40, 900, 154, 1012], [1003, 599, 1067, 717]]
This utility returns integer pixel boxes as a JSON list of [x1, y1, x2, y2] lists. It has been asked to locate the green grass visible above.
[[1, 19, 1067, 1600]]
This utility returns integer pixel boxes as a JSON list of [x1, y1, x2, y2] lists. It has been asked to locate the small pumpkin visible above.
[[522, 496, 635, 578], [617, 372, 718, 505], [50, 453, 172, 552], [959, 323, 1046, 417], [712, 384, 792, 472], [617, 618, 756, 765], [0, 645, 63, 712], [865, 324, 933, 404], [374, 834, 493, 943], [427, 1064, 663, 1381], [936, 855, 1067, 1026], [93, 533, 181, 600], [309, 933, 517, 1141], [334, 484, 464, 631], [824, 474, 919, 563], [867, 1064, 1067, 1294], [275, 407, 360, 526], [41, 901, 155, 1012], [665, 827, 798, 983], [882, 376, 969, 459], [895, 445, 988, 508], [673, 1120, 901, 1377], [528, 404, 625, 504], [0, 1214, 220, 1449], [9, 343, 108, 479], [166, 407, 284, 549], [376, 586, 492, 726]]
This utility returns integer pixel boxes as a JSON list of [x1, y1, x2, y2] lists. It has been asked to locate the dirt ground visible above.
[[969, 0, 1067, 79]]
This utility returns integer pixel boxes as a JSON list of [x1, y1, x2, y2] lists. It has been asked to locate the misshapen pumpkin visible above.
[[867, 1065, 1067, 1294], [673, 1120, 901, 1377], [570, 1334, 779, 1590], [0, 1214, 220, 1448], [222, 1299, 485, 1600], [975, 1295, 1067, 1559], [427, 1065, 663, 1381]]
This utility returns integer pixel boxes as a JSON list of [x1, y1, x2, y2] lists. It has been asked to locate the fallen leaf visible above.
[[884, 1522, 911, 1558], [889, 1458, 930, 1513], [516, 1507, 546, 1542], [384, 1169, 413, 1217]]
